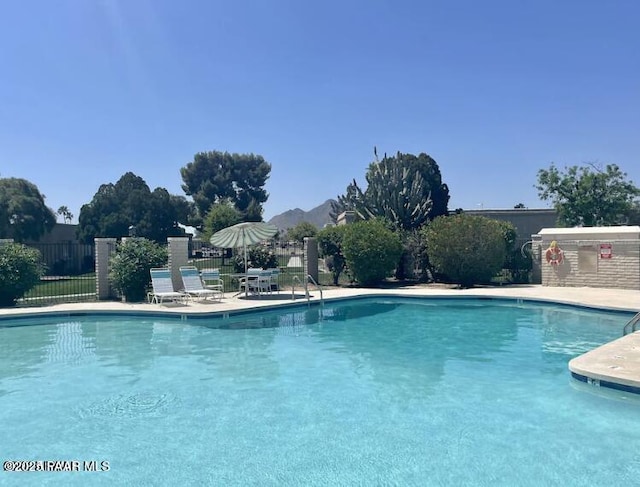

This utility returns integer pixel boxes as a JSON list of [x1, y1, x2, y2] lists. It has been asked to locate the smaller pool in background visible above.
[[1, 298, 639, 486]]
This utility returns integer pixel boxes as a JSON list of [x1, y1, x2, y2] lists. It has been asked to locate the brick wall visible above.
[[533, 239, 640, 290]]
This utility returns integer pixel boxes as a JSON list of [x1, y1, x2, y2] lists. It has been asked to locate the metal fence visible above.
[[188, 239, 308, 294], [10, 234, 536, 308], [19, 242, 97, 306], [13, 238, 313, 307]]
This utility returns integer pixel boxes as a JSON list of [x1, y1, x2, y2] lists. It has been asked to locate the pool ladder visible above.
[[622, 312, 640, 336], [291, 274, 324, 306]]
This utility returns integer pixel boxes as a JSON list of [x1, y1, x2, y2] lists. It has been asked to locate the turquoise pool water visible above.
[[1, 298, 639, 486]]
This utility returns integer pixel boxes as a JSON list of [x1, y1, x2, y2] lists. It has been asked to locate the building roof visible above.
[[464, 208, 556, 214], [538, 226, 640, 239]]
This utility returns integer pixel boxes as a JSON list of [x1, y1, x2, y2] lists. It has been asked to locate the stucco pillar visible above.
[[304, 237, 319, 284], [95, 238, 117, 300], [167, 237, 189, 291]]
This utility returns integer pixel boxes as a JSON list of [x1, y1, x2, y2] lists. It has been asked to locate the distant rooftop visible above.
[[464, 208, 556, 213], [538, 226, 640, 236]]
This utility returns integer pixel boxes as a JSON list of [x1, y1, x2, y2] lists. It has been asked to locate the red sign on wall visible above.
[[600, 243, 613, 259]]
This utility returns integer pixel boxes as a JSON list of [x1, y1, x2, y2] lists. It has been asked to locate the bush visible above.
[[496, 220, 532, 283], [423, 214, 507, 287], [342, 220, 402, 286], [317, 225, 348, 285], [505, 247, 533, 283], [395, 229, 429, 281], [109, 238, 168, 302], [0, 243, 44, 306], [232, 246, 278, 273]]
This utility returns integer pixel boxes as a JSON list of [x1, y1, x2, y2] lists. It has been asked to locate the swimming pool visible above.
[[1, 298, 639, 485]]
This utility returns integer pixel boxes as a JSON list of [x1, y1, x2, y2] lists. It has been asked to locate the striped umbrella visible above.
[[209, 221, 278, 279]]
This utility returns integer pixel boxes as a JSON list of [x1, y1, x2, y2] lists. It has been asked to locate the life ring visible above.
[[545, 241, 564, 266]]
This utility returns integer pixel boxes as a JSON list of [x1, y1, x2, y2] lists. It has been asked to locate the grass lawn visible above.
[[24, 273, 96, 299]]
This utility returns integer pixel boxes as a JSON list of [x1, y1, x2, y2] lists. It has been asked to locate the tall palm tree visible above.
[[57, 205, 73, 224]]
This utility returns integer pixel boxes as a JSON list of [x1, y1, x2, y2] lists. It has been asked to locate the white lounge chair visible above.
[[149, 268, 187, 305], [179, 266, 222, 302], [200, 268, 225, 294]]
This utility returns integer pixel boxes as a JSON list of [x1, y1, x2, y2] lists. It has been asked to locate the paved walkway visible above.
[[2, 284, 640, 393]]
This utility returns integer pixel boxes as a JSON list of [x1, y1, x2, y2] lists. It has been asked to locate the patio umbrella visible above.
[[209, 221, 278, 287]]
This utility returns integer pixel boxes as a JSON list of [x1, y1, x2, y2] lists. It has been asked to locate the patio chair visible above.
[[148, 268, 187, 305], [238, 268, 271, 296], [200, 268, 225, 294], [266, 268, 280, 292], [179, 266, 222, 302]]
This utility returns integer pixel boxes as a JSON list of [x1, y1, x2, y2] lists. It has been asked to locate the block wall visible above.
[[533, 239, 640, 290]]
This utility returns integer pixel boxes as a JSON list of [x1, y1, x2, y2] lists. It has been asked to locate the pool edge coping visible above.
[[1, 290, 639, 321]]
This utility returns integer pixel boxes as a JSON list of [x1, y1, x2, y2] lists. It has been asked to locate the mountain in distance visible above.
[[268, 199, 336, 231]]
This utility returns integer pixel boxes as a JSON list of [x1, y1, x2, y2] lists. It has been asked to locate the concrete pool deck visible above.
[[2, 284, 640, 394]]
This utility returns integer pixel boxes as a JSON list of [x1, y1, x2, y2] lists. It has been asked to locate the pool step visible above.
[[569, 332, 640, 395]]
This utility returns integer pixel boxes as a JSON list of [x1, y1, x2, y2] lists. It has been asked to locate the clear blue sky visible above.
[[1, 0, 639, 222]]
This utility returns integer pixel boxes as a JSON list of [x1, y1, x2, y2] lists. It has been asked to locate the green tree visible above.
[[0, 243, 45, 306], [181, 151, 271, 222], [342, 219, 402, 286], [423, 214, 507, 287], [333, 151, 449, 231], [536, 163, 640, 226], [57, 205, 73, 223], [287, 221, 318, 243], [146, 188, 192, 241], [78, 172, 190, 243], [317, 225, 348, 285], [0, 178, 56, 241], [201, 201, 243, 242], [333, 151, 449, 281], [109, 238, 168, 302], [628, 203, 640, 225]]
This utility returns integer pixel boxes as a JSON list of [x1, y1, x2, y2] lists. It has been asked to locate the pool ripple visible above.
[[78, 391, 180, 419]]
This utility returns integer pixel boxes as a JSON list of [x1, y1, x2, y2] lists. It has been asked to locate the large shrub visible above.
[[423, 214, 507, 287], [232, 246, 278, 272], [0, 243, 44, 306], [317, 225, 348, 285], [342, 220, 402, 286], [395, 229, 430, 281], [109, 238, 168, 302]]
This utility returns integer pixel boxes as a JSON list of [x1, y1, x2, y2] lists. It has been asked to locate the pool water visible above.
[[1, 298, 639, 486]]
